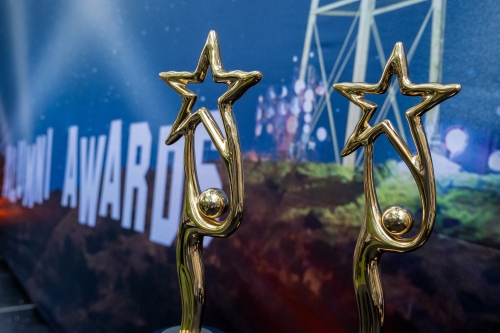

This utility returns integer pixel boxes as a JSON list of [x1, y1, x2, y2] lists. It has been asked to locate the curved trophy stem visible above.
[[159, 31, 262, 333], [334, 42, 460, 333]]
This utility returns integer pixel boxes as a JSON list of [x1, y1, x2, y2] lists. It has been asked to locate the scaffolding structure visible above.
[[300, 0, 447, 165]]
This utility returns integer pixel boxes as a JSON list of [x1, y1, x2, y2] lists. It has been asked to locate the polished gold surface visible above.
[[198, 188, 229, 219], [334, 42, 461, 333], [381, 204, 414, 236], [159, 30, 262, 333]]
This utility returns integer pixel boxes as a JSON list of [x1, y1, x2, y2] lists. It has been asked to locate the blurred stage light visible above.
[[255, 124, 262, 137], [294, 80, 305, 95], [303, 100, 313, 113], [315, 84, 325, 96], [316, 127, 327, 142], [291, 97, 300, 116], [286, 116, 298, 134], [444, 127, 467, 157], [266, 123, 274, 134], [280, 86, 288, 98], [268, 87, 276, 100], [278, 102, 287, 115], [256, 107, 262, 121], [304, 88, 314, 101], [302, 124, 311, 134], [488, 150, 500, 172]]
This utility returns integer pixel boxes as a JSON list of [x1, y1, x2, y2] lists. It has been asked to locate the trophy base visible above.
[[154, 326, 224, 333]]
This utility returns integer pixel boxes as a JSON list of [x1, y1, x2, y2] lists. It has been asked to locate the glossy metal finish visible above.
[[158, 326, 224, 333], [159, 30, 262, 333], [381, 204, 414, 236], [334, 42, 460, 333], [197, 188, 229, 219]]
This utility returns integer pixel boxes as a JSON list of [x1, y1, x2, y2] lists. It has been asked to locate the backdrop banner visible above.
[[0, 1, 499, 332]]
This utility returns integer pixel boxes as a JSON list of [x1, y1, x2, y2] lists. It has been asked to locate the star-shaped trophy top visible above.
[[334, 42, 461, 157], [159, 30, 263, 145]]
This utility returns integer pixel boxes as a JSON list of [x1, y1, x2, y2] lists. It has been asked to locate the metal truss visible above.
[[300, 0, 447, 165]]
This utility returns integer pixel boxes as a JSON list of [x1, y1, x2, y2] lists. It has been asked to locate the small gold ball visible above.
[[198, 188, 228, 219], [382, 205, 414, 236]]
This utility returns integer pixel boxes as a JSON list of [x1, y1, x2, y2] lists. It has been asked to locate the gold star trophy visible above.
[[334, 43, 460, 333], [155, 31, 262, 333]]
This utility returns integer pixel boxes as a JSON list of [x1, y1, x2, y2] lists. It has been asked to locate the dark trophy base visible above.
[[154, 326, 224, 333]]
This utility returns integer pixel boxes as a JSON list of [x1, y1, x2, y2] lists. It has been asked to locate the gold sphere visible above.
[[382, 205, 414, 236], [197, 188, 229, 219]]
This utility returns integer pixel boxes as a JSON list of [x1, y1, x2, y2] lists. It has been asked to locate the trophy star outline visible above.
[[156, 30, 262, 333], [333, 43, 462, 333], [334, 42, 461, 157], [159, 30, 263, 146]]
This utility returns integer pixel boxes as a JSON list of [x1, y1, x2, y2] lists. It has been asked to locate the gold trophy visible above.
[[155, 31, 262, 333], [334, 43, 460, 333]]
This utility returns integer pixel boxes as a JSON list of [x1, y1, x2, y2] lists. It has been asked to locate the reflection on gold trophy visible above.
[[158, 31, 262, 333], [334, 43, 460, 333]]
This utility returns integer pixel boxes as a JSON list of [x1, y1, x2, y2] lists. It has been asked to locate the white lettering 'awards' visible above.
[[79, 135, 106, 226], [99, 119, 122, 220], [150, 125, 184, 246], [122, 122, 152, 232], [61, 126, 79, 208]]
